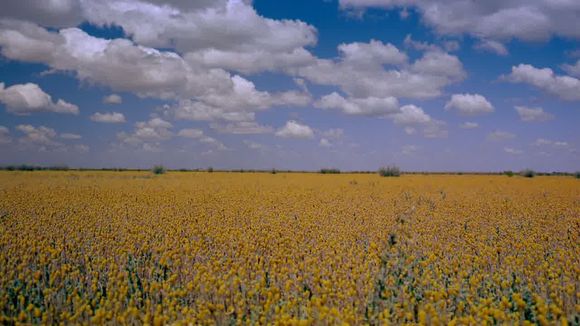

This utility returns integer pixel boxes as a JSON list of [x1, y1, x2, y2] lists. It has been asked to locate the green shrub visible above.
[[520, 169, 535, 178], [504, 170, 514, 177], [207, 167, 213, 173], [379, 166, 401, 177], [320, 168, 340, 174], [1, 164, 69, 171], [151, 165, 166, 175]]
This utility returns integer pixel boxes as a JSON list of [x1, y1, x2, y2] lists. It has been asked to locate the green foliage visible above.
[[207, 167, 213, 173], [151, 165, 166, 175], [0, 164, 69, 171], [320, 168, 341, 174], [378, 165, 401, 177], [520, 169, 536, 178], [504, 170, 514, 177]]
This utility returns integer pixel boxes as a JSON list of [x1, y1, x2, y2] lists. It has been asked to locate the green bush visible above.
[[320, 168, 340, 174], [520, 169, 535, 178], [379, 166, 401, 177], [575, 171, 580, 179], [504, 170, 514, 177], [1, 164, 69, 171], [151, 165, 166, 175]]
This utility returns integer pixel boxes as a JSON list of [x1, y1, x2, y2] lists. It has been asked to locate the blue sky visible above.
[[0, 0, 578, 171]]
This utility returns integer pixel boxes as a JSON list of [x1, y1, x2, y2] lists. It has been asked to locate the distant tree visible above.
[[49, 165, 69, 171], [151, 165, 166, 175], [379, 165, 401, 177], [504, 170, 514, 177], [320, 168, 341, 174], [520, 169, 535, 178]]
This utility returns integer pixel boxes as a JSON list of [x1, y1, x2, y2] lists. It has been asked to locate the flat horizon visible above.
[[0, 0, 578, 172]]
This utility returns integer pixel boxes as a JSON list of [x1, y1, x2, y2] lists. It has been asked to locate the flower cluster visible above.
[[0, 172, 578, 324]]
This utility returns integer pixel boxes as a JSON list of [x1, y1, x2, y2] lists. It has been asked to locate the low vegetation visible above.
[[0, 173, 577, 324], [378, 165, 401, 177], [319, 168, 341, 174], [503, 170, 514, 177], [0, 164, 69, 171], [151, 165, 166, 175], [520, 169, 536, 178]]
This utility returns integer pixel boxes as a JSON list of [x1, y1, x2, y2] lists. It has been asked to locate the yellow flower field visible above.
[[0, 172, 578, 325]]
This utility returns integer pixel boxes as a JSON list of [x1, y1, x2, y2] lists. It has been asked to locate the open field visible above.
[[0, 172, 578, 325]]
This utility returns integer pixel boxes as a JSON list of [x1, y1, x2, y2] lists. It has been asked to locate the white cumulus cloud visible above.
[[177, 128, 226, 150], [0, 20, 311, 125], [514, 106, 554, 122], [293, 41, 465, 100], [177, 128, 204, 139], [392, 104, 432, 125], [392, 105, 448, 138], [314, 92, 399, 116], [561, 59, 580, 78], [0, 126, 11, 144], [445, 93, 494, 116], [505, 64, 580, 101], [117, 117, 173, 151], [275, 120, 315, 139], [16, 124, 64, 151], [533, 138, 569, 147], [210, 121, 273, 134], [339, 0, 580, 43], [0, 82, 78, 115], [91, 112, 126, 123], [103, 94, 122, 104], [459, 122, 479, 129], [319, 138, 332, 148], [474, 39, 508, 56]]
